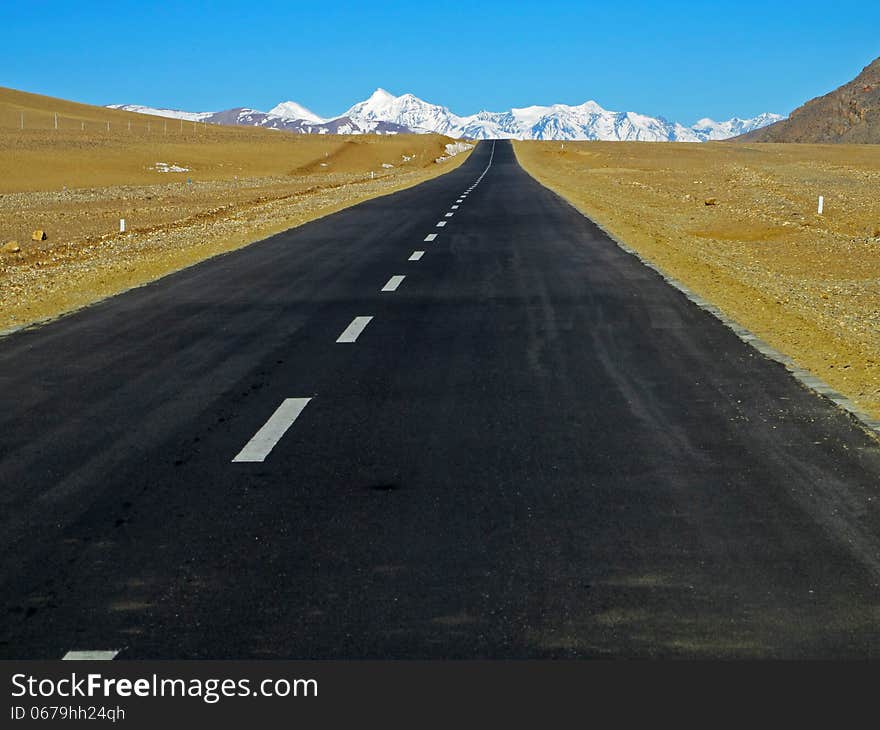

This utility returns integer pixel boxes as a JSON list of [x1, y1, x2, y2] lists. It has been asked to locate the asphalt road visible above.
[[3, 140, 880, 659]]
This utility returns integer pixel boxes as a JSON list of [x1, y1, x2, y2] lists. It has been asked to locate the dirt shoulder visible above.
[[514, 140, 880, 419], [0, 120, 472, 332]]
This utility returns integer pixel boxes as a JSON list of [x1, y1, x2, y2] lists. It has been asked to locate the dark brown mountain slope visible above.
[[737, 57, 880, 143]]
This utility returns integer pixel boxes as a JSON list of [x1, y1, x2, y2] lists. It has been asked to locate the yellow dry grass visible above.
[[0, 87, 472, 331], [514, 140, 880, 419]]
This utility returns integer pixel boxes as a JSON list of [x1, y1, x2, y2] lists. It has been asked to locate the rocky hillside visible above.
[[738, 57, 880, 143]]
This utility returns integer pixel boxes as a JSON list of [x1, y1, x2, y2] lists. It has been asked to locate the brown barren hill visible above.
[[0, 86, 473, 332], [738, 56, 880, 143]]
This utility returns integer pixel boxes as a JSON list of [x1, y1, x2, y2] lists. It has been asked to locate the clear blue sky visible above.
[[3, 1, 879, 123]]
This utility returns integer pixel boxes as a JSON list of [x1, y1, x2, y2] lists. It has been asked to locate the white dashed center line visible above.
[[444, 212, 454, 218], [382, 275, 406, 292], [63, 650, 120, 661], [232, 398, 311, 463], [451, 205, 459, 210], [424, 233, 438, 242], [408, 251, 425, 261], [336, 316, 373, 343], [436, 221, 447, 227]]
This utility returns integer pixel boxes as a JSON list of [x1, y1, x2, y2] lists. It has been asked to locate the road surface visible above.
[[3, 140, 880, 659]]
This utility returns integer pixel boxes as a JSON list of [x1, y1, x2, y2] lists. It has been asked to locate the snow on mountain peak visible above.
[[107, 104, 215, 122], [370, 88, 396, 101], [688, 113, 786, 141], [268, 101, 325, 123], [343, 89, 464, 135], [353, 88, 399, 113], [571, 100, 605, 114]]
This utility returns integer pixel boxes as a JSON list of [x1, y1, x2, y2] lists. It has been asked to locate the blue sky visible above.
[[3, 1, 879, 123]]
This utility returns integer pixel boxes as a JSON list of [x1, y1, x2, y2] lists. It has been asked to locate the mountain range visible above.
[[109, 89, 783, 142], [737, 56, 880, 143]]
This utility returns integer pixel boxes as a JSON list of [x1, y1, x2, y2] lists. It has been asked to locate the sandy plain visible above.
[[0, 87, 471, 331]]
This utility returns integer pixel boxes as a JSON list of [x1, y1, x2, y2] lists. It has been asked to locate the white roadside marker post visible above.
[[818, 195, 824, 215], [119, 218, 125, 233]]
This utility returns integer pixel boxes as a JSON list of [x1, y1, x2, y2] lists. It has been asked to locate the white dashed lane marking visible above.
[[231, 142, 494, 467], [232, 398, 312, 463], [63, 650, 120, 661], [336, 316, 373, 343], [382, 275, 406, 292]]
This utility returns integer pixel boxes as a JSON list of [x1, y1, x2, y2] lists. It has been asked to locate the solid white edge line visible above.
[[381, 275, 406, 292], [232, 398, 311, 463], [408, 251, 425, 261], [63, 650, 120, 661], [336, 316, 373, 343]]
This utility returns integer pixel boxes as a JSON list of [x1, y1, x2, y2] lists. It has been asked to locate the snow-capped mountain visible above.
[[106, 104, 214, 123], [473, 102, 691, 141], [108, 91, 783, 142], [341, 88, 466, 136], [689, 113, 786, 141], [268, 101, 325, 124], [337, 90, 783, 141], [108, 102, 411, 135]]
